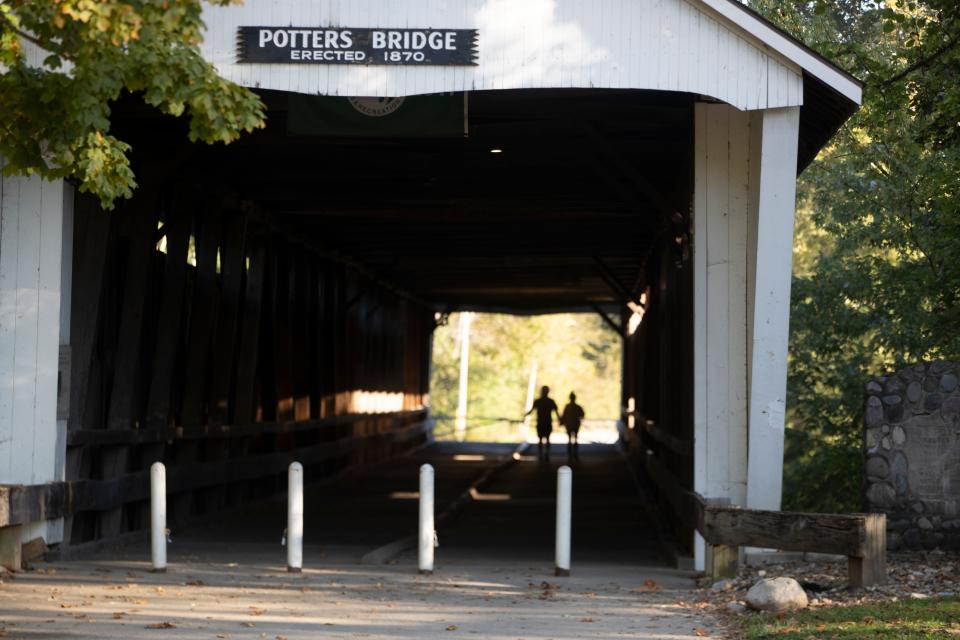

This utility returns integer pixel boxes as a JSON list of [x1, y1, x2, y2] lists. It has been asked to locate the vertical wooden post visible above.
[[849, 513, 887, 588], [144, 206, 191, 430], [692, 103, 754, 570], [704, 497, 738, 581], [174, 207, 221, 523], [207, 211, 248, 427], [0, 525, 23, 571], [233, 243, 266, 425], [100, 193, 159, 539], [706, 544, 738, 582], [745, 107, 800, 511]]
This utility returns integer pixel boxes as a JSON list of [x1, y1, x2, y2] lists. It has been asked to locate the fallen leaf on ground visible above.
[[446, 624, 458, 631], [145, 621, 176, 629], [632, 580, 661, 593]]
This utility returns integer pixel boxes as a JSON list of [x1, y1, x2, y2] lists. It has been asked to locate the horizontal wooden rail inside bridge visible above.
[[1, 413, 432, 532]]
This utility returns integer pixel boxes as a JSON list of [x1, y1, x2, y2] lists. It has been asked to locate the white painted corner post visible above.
[[744, 106, 801, 511], [0, 161, 69, 554], [692, 103, 753, 570], [692, 103, 800, 569]]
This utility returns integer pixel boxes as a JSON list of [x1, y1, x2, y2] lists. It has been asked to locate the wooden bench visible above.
[[640, 446, 886, 587]]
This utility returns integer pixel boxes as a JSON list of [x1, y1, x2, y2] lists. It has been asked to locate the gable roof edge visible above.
[[696, 0, 863, 106]]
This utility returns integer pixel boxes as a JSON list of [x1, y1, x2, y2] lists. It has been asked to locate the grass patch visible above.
[[742, 597, 960, 639]]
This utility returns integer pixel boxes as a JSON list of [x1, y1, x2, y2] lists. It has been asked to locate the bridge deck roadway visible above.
[[0, 443, 722, 639]]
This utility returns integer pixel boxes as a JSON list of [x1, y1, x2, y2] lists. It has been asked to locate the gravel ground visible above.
[[696, 550, 959, 635]]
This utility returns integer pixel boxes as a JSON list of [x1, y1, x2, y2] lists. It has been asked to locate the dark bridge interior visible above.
[[60, 88, 697, 560], [118, 88, 694, 312]]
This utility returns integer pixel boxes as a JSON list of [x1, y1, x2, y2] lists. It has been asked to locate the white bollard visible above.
[[555, 465, 572, 576], [287, 462, 304, 573], [150, 462, 167, 573], [418, 463, 435, 575]]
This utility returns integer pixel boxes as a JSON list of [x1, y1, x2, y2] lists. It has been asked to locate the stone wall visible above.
[[863, 361, 960, 551]]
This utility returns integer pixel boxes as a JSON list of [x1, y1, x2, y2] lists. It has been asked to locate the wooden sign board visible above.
[[238, 27, 479, 65]]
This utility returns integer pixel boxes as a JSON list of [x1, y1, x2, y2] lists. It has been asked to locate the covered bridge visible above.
[[0, 0, 861, 572]]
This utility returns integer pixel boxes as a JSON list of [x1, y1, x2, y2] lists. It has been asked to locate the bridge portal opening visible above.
[[55, 87, 696, 567], [429, 311, 623, 445]]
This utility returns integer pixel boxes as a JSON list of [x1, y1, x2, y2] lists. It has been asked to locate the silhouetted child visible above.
[[561, 392, 585, 462], [524, 386, 560, 461]]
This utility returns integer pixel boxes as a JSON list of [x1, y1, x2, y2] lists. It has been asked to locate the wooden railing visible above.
[[1, 412, 432, 531], [624, 422, 886, 587]]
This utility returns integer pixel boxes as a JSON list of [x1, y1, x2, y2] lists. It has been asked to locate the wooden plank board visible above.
[[144, 205, 192, 430], [207, 211, 248, 426], [174, 206, 221, 522], [180, 208, 223, 428], [0, 419, 433, 525], [66, 195, 111, 435], [849, 513, 887, 587], [196, 209, 247, 513], [290, 253, 312, 421], [35, 178, 66, 486], [99, 193, 160, 539], [232, 242, 266, 425], [106, 193, 159, 431], [271, 246, 295, 422], [745, 107, 800, 510], [702, 506, 871, 557], [66, 409, 428, 445]]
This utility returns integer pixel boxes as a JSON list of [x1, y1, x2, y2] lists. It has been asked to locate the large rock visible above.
[[745, 577, 809, 612]]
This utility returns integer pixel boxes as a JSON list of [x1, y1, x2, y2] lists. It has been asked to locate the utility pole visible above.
[[522, 359, 538, 441], [455, 312, 473, 441]]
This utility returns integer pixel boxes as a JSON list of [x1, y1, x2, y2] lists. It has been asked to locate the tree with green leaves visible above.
[[0, 0, 265, 207], [750, 0, 960, 511]]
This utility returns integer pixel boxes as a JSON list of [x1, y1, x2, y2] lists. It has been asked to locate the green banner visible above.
[[287, 93, 467, 137]]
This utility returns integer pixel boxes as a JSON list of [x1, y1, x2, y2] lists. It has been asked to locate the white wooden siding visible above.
[[0, 163, 65, 488], [744, 106, 799, 511], [200, 0, 804, 110], [693, 102, 750, 511]]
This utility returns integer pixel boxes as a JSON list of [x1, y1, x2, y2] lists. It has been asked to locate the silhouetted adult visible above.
[[561, 392, 585, 462], [524, 386, 560, 461]]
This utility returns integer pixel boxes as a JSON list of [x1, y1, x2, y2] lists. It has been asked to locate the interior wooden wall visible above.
[[622, 237, 695, 552], [64, 187, 434, 547]]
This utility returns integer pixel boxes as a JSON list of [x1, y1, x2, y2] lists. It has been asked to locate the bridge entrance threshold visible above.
[[0, 443, 725, 638], [0, 443, 717, 640], [147, 441, 666, 569]]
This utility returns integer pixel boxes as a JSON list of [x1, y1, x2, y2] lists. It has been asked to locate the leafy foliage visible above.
[[0, 0, 265, 207], [750, 0, 960, 511]]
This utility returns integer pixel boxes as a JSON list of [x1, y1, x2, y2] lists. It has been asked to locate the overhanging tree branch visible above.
[[880, 32, 960, 87]]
